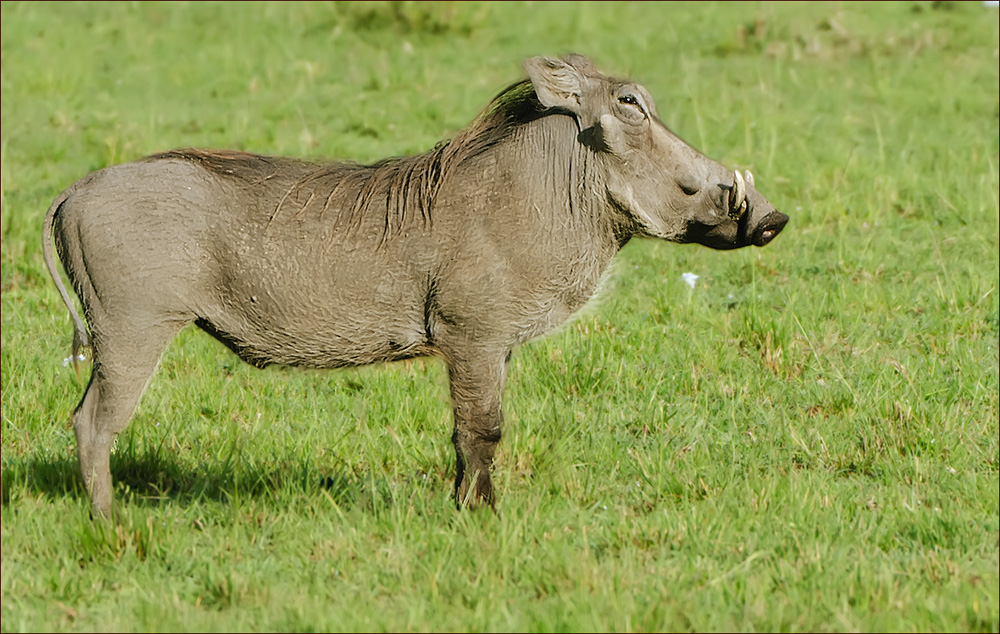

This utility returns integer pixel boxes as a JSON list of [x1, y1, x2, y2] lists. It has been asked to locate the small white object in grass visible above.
[[62, 354, 86, 367], [681, 272, 699, 289]]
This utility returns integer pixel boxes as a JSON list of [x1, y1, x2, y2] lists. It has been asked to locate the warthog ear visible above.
[[523, 56, 586, 113]]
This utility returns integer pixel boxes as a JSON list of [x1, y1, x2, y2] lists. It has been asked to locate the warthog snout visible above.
[[691, 170, 788, 251]]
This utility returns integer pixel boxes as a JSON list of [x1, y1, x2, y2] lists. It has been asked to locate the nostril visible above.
[[752, 211, 789, 247]]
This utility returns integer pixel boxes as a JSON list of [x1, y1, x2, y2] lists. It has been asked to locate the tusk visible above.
[[730, 169, 746, 220], [744, 169, 754, 188]]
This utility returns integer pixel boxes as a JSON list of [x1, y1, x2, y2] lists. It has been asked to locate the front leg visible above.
[[446, 350, 509, 509]]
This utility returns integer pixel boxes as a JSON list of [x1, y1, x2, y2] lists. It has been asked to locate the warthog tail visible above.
[[42, 185, 91, 377]]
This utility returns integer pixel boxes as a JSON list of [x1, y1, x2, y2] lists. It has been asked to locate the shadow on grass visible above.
[[0, 449, 417, 513]]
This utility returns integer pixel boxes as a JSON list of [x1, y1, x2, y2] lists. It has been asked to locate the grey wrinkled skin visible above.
[[43, 55, 788, 518]]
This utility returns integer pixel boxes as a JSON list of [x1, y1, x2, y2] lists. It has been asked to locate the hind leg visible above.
[[73, 322, 183, 518]]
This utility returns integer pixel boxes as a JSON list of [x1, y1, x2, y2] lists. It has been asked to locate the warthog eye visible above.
[[618, 95, 639, 106]]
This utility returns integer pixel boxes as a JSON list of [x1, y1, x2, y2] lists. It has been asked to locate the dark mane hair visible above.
[[452, 79, 546, 160], [147, 80, 548, 245]]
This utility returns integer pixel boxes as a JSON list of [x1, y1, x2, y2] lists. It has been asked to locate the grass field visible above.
[[2, 1, 998, 631]]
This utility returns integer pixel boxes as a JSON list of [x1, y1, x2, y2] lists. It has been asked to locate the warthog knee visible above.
[[453, 424, 502, 453]]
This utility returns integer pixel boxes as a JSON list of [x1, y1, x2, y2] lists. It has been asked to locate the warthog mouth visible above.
[[689, 205, 788, 250]]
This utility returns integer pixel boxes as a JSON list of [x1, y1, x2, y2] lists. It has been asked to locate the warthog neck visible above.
[[428, 112, 627, 341]]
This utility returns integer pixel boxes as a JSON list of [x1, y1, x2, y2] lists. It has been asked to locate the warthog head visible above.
[[524, 54, 788, 250]]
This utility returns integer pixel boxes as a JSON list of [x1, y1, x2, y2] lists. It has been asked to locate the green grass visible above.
[[2, 1, 998, 631]]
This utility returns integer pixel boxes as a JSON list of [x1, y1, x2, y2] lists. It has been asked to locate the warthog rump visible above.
[[44, 54, 787, 517]]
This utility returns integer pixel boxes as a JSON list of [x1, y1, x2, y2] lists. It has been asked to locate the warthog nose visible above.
[[752, 211, 789, 247]]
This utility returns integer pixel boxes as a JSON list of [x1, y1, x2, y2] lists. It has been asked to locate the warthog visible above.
[[44, 55, 787, 517]]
